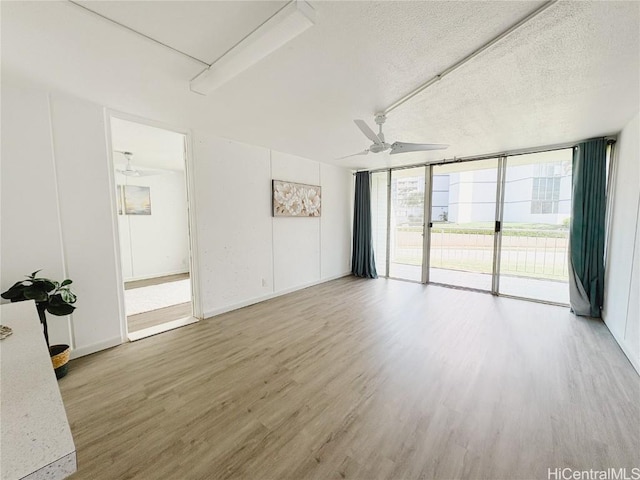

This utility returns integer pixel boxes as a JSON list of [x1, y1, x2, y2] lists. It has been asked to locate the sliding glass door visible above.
[[429, 159, 499, 291], [388, 167, 426, 281], [498, 150, 572, 303], [369, 148, 573, 305]]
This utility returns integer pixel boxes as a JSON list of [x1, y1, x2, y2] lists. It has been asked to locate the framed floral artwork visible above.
[[272, 180, 321, 217]]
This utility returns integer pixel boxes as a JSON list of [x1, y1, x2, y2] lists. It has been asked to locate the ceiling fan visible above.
[[114, 151, 172, 177], [340, 113, 448, 159]]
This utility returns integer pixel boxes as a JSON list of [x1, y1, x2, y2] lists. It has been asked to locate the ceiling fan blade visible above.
[[390, 142, 449, 155], [338, 150, 370, 160], [354, 119, 382, 145], [116, 166, 175, 177]]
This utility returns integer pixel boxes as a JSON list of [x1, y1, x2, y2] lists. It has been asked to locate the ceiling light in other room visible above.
[[190, 1, 315, 95]]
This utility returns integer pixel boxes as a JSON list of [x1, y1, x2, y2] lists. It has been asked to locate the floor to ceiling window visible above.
[[429, 159, 499, 291], [371, 171, 389, 277], [388, 167, 426, 282], [498, 149, 572, 304], [368, 146, 575, 305]]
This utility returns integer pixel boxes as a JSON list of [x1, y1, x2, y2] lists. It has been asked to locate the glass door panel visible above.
[[499, 149, 572, 303], [429, 159, 499, 291], [370, 171, 389, 277], [388, 167, 425, 281]]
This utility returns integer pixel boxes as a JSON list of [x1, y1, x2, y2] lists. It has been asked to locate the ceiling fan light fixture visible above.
[[190, 1, 315, 95], [339, 115, 449, 160]]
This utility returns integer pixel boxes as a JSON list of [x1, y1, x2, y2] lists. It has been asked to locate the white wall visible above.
[[1, 82, 353, 357], [193, 133, 353, 317], [603, 111, 640, 373], [0, 85, 71, 347], [320, 163, 353, 279], [192, 135, 273, 310], [0, 84, 124, 356], [115, 172, 190, 281], [47, 93, 123, 356], [271, 151, 321, 292]]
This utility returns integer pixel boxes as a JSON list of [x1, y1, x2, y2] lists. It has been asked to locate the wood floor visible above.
[[127, 302, 192, 333], [125, 273, 192, 333], [59, 276, 640, 480]]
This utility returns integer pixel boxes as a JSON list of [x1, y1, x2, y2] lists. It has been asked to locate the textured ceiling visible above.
[[2, 1, 638, 170]]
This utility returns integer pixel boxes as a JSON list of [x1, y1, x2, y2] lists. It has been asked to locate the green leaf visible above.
[[1, 290, 26, 301], [23, 287, 48, 302], [1, 284, 27, 300], [46, 303, 75, 316], [61, 279, 73, 286], [49, 294, 63, 306], [37, 280, 56, 292], [60, 290, 77, 304], [29, 270, 42, 279]]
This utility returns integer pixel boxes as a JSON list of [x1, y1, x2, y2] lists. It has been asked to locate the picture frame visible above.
[[124, 185, 152, 215], [272, 180, 321, 217]]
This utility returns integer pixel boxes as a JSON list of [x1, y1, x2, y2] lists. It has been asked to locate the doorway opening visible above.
[[110, 116, 198, 340]]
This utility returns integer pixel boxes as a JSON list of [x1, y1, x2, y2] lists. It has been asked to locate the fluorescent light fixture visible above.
[[190, 1, 315, 95]]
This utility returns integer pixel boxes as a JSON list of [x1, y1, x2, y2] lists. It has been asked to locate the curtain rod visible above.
[[353, 137, 617, 175]]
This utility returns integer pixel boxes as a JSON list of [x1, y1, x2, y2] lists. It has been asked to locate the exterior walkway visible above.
[[389, 263, 569, 304]]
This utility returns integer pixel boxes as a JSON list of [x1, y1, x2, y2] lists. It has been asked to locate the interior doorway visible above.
[[109, 116, 198, 340]]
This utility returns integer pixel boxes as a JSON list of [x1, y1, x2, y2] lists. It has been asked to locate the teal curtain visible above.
[[352, 171, 378, 278], [569, 138, 607, 317]]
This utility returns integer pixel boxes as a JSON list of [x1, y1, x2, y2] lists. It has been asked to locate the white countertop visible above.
[[0, 301, 76, 480]]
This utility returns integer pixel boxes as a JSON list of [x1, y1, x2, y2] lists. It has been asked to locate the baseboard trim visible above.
[[204, 272, 351, 319], [70, 336, 122, 359], [602, 311, 640, 375]]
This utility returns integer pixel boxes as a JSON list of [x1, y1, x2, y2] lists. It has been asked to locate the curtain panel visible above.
[[351, 171, 378, 278], [569, 138, 607, 317]]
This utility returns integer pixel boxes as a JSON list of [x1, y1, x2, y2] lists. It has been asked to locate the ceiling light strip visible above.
[[383, 0, 558, 115], [204, 0, 298, 69], [189, 1, 315, 94], [67, 0, 210, 67]]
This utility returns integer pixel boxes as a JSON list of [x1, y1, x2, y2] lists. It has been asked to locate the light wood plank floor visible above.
[[127, 302, 192, 333], [60, 277, 640, 480], [125, 273, 192, 333]]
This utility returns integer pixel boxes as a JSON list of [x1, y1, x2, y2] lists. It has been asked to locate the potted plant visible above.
[[1, 270, 77, 379]]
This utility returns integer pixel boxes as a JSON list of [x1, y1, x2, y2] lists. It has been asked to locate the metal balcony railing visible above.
[[391, 227, 569, 281]]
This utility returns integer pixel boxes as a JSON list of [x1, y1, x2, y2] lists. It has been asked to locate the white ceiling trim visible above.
[[67, 0, 210, 66]]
